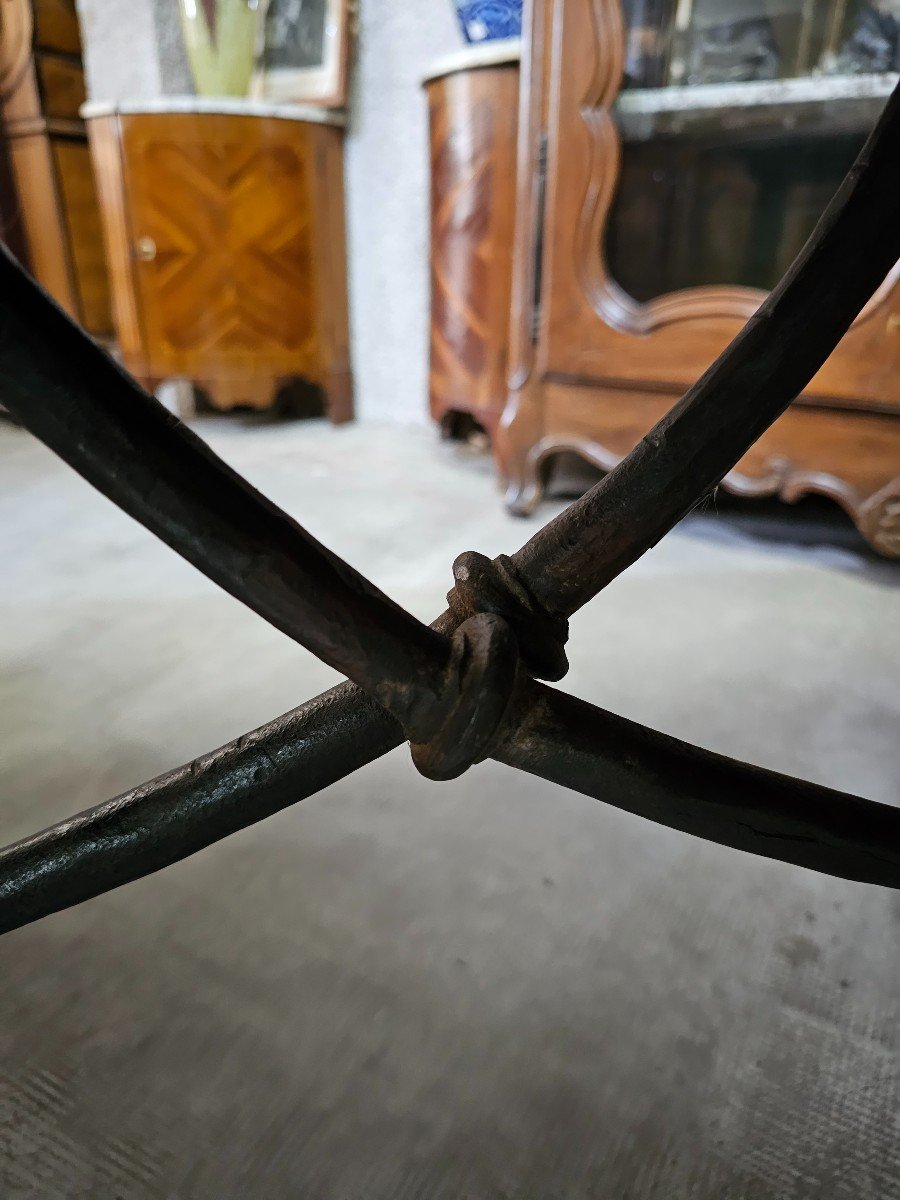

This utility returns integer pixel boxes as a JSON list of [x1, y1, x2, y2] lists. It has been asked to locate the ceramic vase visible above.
[[178, 0, 266, 97], [454, 0, 522, 44]]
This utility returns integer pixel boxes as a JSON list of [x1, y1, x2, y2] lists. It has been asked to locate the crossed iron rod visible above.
[[0, 83, 899, 936]]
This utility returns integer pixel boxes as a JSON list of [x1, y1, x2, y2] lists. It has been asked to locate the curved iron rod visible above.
[[496, 683, 900, 890], [1, 88, 898, 932], [511, 79, 900, 619], [0, 682, 403, 936], [2, 83, 897, 716], [0, 247, 449, 731], [2, 670, 896, 936]]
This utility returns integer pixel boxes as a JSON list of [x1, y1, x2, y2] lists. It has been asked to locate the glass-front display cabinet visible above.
[[610, 0, 897, 299], [497, 0, 899, 555]]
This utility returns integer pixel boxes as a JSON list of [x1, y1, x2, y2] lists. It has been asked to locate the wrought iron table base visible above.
[[0, 82, 898, 936]]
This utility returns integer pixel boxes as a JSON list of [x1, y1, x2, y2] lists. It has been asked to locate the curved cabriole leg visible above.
[[495, 377, 547, 515], [503, 451, 546, 517]]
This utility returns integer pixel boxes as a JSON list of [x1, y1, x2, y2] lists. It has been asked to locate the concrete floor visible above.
[[1, 415, 899, 1198]]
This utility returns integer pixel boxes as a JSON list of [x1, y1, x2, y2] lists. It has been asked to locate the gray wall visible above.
[[76, 0, 162, 99], [345, 2, 459, 426], [76, 0, 462, 426]]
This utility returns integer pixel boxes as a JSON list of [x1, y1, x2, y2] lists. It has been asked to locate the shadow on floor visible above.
[[545, 451, 900, 586]]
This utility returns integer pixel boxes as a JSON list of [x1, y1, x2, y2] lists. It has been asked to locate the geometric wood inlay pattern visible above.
[[430, 99, 496, 392], [426, 65, 519, 431], [127, 140, 317, 361]]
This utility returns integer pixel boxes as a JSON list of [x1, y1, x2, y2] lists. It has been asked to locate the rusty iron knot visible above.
[[410, 611, 520, 782], [448, 551, 569, 682]]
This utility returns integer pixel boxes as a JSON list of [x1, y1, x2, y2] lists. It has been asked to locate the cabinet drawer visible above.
[[34, 0, 82, 55], [37, 53, 86, 122]]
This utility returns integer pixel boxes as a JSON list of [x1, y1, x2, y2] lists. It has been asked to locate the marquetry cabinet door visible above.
[[425, 56, 520, 438], [88, 110, 352, 420]]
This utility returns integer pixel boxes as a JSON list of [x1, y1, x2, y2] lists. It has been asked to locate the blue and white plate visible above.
[[454, 1, 522, 43]]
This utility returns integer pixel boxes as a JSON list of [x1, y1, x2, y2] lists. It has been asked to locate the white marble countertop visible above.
[[422, 39, 521, 86], [81, 96, 347, 126], [616, 72, 897, 116]]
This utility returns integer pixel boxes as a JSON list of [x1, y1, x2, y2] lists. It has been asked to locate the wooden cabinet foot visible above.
[[504, 466, 546, 516], [859, 482, 900, 559], [196, 377, 278, 412], [324, 370, 353, 424], [134, 375, 162, 396], [496, 378, 547, 516]]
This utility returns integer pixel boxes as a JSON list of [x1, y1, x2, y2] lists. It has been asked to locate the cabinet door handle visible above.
[[134, 236, 157, 262]]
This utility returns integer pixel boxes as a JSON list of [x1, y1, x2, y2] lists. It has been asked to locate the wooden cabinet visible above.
[[424, 43, 520, 438], [85, 102, 352, 420], [0, 0, 112, 336], [0, 113, 28, 261], [492, 0, 900, 556]]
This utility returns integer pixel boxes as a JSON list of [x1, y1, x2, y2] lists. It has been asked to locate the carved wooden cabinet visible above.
[[496, 0, 900, 556], [0, 0, 111, 336], [424, 42, 520, 438], [84, 101, 352, 420]]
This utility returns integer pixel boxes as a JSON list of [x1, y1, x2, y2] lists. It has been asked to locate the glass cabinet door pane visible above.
[[606, 0, 897, 301], [621, 0, 900, 89], [606, 122, 869, 299]]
